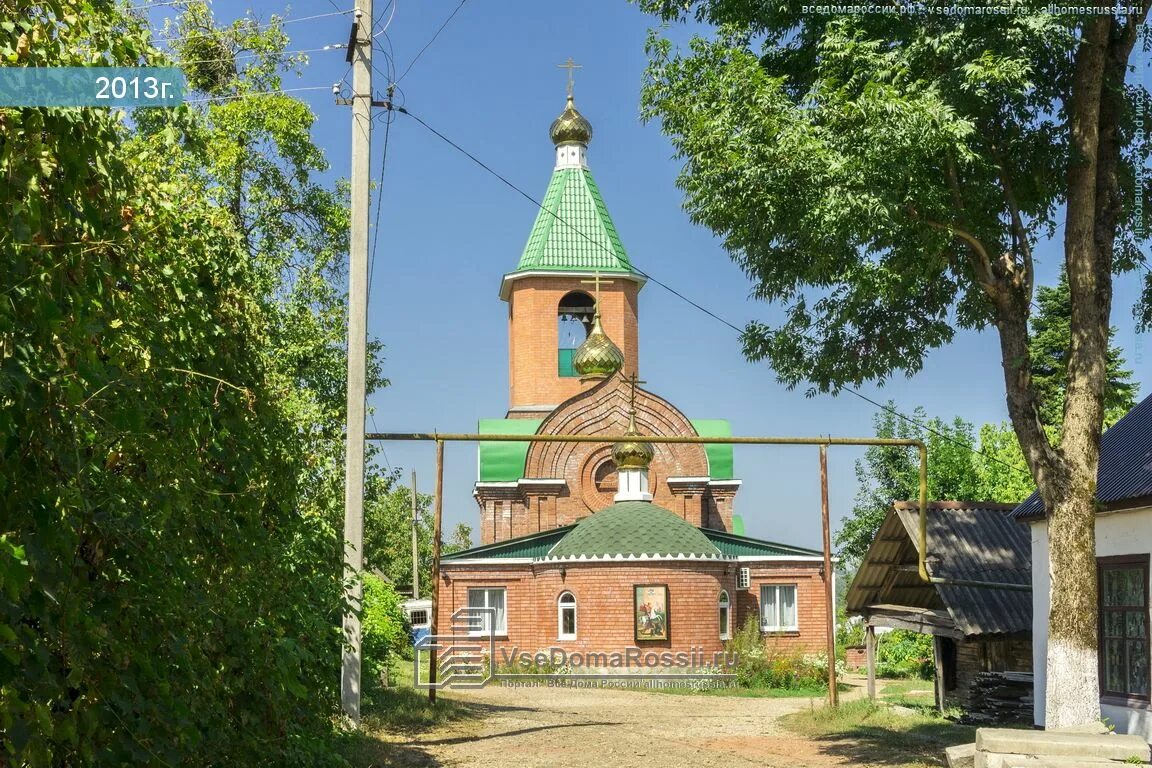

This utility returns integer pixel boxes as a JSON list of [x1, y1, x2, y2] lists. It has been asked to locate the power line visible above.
[[182, 84, 334, 104], [393, 0, 468, 85], [392, 104, 1035, 482], [150, 9, 353, 45]]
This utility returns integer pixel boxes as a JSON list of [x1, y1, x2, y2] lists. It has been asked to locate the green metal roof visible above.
[[548, 502, 722, 559], [690, 419, 734, 480], [478, 418, 541, 482], [702, 528, 823, 558], [514, 168, 634, 273], [442, 526, 575, 561]]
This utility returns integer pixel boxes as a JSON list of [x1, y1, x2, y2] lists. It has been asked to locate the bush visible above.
[[726, 616, 828, 690], [362, 574, 410, 684], [875, 630, 935, 679]]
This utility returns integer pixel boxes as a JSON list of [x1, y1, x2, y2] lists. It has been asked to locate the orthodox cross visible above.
[[624, 371, 647, 419], [580, 272, 613, 317], [557, 57, 582, 98]]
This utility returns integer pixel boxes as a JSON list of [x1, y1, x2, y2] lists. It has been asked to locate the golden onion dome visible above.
[[613, 411, 655, 470], [550, 95, 593, 146], [572, 313, 623, 377]]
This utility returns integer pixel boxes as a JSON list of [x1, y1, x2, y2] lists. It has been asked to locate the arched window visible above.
[[557, 292, 595, 377], [718, 590, 731, 641], [558, 591, 577, 640]]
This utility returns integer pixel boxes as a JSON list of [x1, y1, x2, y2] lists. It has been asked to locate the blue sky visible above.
[[155, 0, 1150, 550]]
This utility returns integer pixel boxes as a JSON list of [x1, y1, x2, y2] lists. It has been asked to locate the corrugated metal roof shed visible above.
[[846, 501, 1032, 637], [1013, 393, 1152, 519]]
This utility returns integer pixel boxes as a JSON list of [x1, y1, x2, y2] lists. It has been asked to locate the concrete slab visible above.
[[977, 728, 1151, 762], [945, 742, 975, 768]]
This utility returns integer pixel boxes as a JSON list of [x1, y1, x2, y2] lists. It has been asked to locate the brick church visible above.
[[437, 91, 830, 662]]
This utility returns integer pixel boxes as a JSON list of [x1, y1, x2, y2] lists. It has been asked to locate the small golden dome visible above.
[[550, 95, 593, 146], [613, 411, 655, 470], [572, 314, 623, 377]]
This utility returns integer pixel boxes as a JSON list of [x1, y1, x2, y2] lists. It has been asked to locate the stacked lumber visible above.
[[962, 671, 1033, 725]]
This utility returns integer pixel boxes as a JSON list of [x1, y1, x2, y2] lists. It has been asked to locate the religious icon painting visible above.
[[634, 584, 669, 642]]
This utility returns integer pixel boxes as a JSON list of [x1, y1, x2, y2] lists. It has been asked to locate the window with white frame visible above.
[[467, 587, 507, 636], [718, 590, 731, 641], [558, 591, 577, 640], [759, 584, 798, 632]]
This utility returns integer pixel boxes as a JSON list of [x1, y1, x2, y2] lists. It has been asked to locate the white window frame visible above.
[[558, 591, 577, 640], [759, 583, 798, 632], [467, 587, 507, 637], [718, 590, 731, 641]]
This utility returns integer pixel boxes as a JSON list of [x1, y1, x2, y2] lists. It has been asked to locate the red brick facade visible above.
[[505, 275, 640, 413], [438, 557, 828, 660], [475, 374, 738, 545]]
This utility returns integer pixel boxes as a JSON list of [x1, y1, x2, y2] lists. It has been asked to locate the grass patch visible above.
[[879, 678, 937, 707], [781, 698, 977, 768], [359, 656, 471, 732], [340, 656, 477, 768]]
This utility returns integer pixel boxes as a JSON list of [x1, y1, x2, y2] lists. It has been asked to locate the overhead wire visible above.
[[390, 103, 1036, 482], [392, 0, 468, 85]]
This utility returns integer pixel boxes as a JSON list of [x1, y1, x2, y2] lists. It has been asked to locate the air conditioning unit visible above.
[[737, 567, 750, 589]]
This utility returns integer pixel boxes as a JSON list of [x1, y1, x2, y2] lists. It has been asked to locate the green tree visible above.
[[361, 574, 409, 683], [364, 472, 435, 594], [837, 405, 988, 569], [1031, 269, 1138, 429], [641, 3, 1150, 726], [0, 2, 380, 763], [445, 522, 474, 554]]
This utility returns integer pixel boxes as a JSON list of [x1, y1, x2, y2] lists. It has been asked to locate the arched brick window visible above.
[[558, 590, 577, 640], [557, 292, 594, 377]]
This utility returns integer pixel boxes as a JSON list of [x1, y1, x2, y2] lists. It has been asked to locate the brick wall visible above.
[[437, 557, 829, 666], [732, 561, 830, 653], [506, 276, 640, 410]]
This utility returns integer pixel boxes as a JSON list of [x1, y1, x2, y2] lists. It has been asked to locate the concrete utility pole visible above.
[[411, 470, 419, 599], [341, 0, 372, 726]]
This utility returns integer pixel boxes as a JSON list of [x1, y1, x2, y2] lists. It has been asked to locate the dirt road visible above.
[[358, 679, 906, 768]]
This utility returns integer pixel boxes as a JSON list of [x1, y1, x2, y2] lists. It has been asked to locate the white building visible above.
[[1018, 395, 1152, 737]]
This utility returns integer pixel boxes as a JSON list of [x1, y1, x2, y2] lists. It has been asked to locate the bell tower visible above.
[[500, 86, 645, 417]]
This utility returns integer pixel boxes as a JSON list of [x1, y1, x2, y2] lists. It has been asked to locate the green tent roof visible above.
[[547, 501, 723, 559], [514, 168, 634, 273], [477, 418, 541, 482]]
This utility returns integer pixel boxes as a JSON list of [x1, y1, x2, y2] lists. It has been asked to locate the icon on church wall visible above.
[[634, 584, 669, 641]]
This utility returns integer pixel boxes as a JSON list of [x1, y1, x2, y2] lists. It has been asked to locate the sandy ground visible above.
[[360, 677, 908, 768]]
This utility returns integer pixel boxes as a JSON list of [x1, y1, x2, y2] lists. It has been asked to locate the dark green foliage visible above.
[[364, 473, 434, 594], [1030, 269, 1137, 429], [0, 2, 372, 764], [361, 575, 410, 684], [835, 404, 1027, 568], [875, 631, 935, 680], [639, 5, 1150, 395]]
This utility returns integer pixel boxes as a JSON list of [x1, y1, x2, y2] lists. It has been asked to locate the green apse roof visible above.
[[442, 526, 574, 561], [547, 502, 723, 559], [514, 168, 634, 273], [702, 529, 822, 558]]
